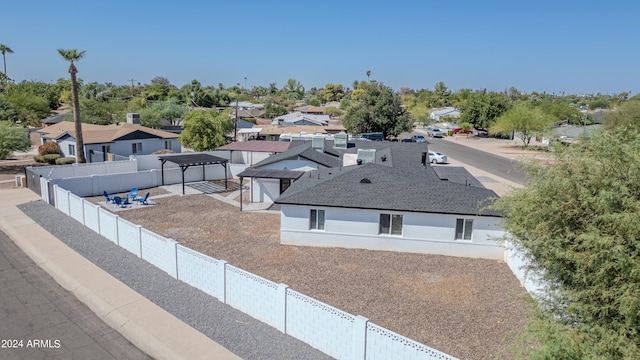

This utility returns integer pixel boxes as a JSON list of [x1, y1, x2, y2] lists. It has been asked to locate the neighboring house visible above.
[[237, 138, 343, 203], [255, 124, 347, 141], [37, 121, 181, 161], [228, 101, 264, 110], [40, 111, 70, 127], [293, 105, 325, 115], [430, 107, 461, 122], [235, 108, 265, 119], [217, 140, 291, 165], [255, 139, 505, 259], [272, 112, 330, 126]]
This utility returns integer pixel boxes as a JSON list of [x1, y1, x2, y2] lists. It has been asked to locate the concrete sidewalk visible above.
[[0, 188, 241, 360]]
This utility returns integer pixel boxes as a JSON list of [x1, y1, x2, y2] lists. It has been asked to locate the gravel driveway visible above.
[[89, 184, 534, 360]]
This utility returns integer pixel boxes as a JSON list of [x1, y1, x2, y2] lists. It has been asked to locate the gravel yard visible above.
[[94, 182, 534, 360]]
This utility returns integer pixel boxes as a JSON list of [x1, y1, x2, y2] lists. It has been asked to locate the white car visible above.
[[428, 151, 447, 164]]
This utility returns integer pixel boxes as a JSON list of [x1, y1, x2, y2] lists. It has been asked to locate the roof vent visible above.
[[360, 178, 371, 184], [357, 149, 376, 164]]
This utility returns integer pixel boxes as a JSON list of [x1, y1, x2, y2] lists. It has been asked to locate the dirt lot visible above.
[[90, 187, 534, 360]]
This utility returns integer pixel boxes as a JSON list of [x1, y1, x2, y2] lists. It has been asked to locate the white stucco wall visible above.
[[280, 204, 506, 260], [251, 178, 281, 203]]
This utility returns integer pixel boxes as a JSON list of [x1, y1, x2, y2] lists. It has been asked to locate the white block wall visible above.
[[176, 245, 222, 298], [98, 208, 118, 244], [366, 322, 454, 360], [83, 202, 101, 234], [117, 218, 141, 257], [140, 229, 177, 278], [55, 186, 69, 216], [286, 289, 356, 360], [225, 265, 280, 327], [68, 193, 84, 223]]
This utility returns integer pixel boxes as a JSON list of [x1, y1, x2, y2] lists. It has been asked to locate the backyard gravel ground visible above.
[[88, 181, 534, 360]]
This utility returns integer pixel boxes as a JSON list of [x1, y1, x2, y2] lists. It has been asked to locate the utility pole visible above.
[[128, 78, 136, 97]]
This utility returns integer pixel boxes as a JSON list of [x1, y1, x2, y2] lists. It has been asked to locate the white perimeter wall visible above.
[[280, 204, 506, 260]]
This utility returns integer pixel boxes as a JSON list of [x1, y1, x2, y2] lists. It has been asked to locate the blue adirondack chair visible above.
[[103, 191, 114, 204], [137, 192, 150, 205], [112, 196, 126, 208], [128, 187, 139, 201]]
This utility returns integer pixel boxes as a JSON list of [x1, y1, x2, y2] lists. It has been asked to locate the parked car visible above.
[[427, 128, 443, 138], [453, 127, 473, 134], [357, 132, 385, 141], [411, 134, 427, 143], [428, 151, 447, 164], [401, 138, 415, 142]]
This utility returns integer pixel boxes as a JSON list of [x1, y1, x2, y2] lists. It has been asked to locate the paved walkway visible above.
[[0, 188, 241, 360]]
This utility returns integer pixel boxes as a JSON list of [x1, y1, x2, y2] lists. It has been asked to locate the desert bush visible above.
[[33, 155, 45, 163], [42, 154, 61, 164], [38, 141, 61, 156], [55, 157, 76, 165]]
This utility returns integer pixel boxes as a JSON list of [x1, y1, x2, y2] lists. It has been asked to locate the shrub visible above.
[[55, 157, 76, 165], [42, 154, 61, 164], [38, 141, 61, 156], [33, 155, 45, 163]]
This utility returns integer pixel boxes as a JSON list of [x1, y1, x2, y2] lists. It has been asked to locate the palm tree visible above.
[[366, 70, 371, 81], [57, 48, 87, 163], [0, 44, 13, 86]]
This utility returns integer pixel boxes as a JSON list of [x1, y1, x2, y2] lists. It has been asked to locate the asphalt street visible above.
[[0, 229, 151, 360], [425, 137, 528, 185]]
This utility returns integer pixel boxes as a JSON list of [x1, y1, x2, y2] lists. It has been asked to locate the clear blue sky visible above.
[[2, 0, 638, 95]]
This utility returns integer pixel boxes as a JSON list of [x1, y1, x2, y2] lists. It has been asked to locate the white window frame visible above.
[[379, 213, 403, 235], [68, 144, 75, 156], [165, 140, 172, 150], [309, 209, 325, 230], [455, 218, 473, 240], [132, 142, 142, 154]]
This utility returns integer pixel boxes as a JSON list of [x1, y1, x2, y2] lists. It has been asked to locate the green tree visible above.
[[57, 49, 87, 163], [322, 83, 345, 103], [5, 91, 50, 126], [431, 81, 451, 107], [536, 100, 583, 125], [179, 109, 233, 151], [459, 91, 511, 130], [0, 44, 14, 86], [0, 121, 31, 159], [493, 128, 640, 359], [0, 94, 17, 121], [282, 79, 304, 100], [80, 98, 126, 125], [490, 103, 554, 148], [342, 82, 411, 137]]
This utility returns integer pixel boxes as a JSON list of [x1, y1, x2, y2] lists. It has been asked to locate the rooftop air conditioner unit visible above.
[[312, 135, 324, 151], [357, 149, 376, 164], [334, 132, 348, 149]]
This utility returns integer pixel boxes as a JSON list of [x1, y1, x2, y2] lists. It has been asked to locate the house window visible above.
[[455, 219, 474, 240], [164, 140, 172, 150], [68, 144, 75, 156], [380, 214, 403, 235], [132, 143, 142, 154], [309, 209, 325, 230], [280, 178, 291, 194]]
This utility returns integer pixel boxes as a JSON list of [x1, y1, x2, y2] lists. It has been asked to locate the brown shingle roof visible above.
[[38, 122, 179, 144]]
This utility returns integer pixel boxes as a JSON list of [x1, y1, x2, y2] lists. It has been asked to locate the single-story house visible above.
[[41, 111, 70, 127], [293, 105, 326, 115], [272, 112, 330, 126], [38, 121, 181, 161], [255, 124, 347, 141], [253, 139, 505, 259], [430, 107, 461, 122]]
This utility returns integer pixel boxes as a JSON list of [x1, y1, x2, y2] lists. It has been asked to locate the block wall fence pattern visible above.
[[48, 184, 457, 360]]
